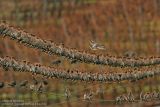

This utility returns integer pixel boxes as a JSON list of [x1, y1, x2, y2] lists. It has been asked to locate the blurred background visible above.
[[0, 0, 160, 107]]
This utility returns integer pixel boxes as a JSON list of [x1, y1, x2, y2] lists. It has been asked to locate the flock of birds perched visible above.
[[51, 40, 136, 66], [0, 79, 96, 101], [115, 91, 160, 104], [0, 77, 48, 93], [49, 40, 140, 103], [51, 40, 106, 65], [0, 39, 138, 103]]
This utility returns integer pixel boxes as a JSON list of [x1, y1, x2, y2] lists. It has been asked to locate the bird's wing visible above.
[[89, 46, 97, 50], [89, 41, 94, 45], [97, 45, 106, 50], [90, 40, 97, 45]]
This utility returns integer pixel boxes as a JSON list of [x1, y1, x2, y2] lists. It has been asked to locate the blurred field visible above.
[[0, 0, 160, 107]]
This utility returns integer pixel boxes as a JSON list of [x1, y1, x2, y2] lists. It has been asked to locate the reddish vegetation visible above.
[[0, 0, 160, 106]]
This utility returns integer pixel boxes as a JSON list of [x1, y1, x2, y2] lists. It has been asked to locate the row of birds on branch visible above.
[[0, 81, 98, 102], [64, 86, 105, 101], [0, 80, 99, 101], [29, 77, 48, 93], [64, 88, 97, 101], [115, 91, 160, 104], [0, 77, 48, 93], [51, 40, 105, 65], [51, 40, 136, 66], [0, 80, 28, 88], [51, 59, 78, 65]]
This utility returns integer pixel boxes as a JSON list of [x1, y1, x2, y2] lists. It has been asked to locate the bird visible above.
[[70, 59, 78, 64], [0, 82, 4, 88], [64, 88, 71, 99], [83, 93, 88, 100], [32, 77, 38, 85], [37, 83, 43, 93], [96, 86, 104, 95], [124, 51, 137, 58], [51, 59, 61, 66], [8, 81, 16, 87], [83, 91, 94, 101], [42, 79, 48, 85], [127, 92, 135, 102], [89, 40, 106, 50], [19, 80, 28, 87], [29, 84, 35, 91]]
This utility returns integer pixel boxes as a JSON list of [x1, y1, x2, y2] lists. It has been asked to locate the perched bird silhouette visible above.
[[70, 59, 78, 64], [29, 84, 35, 91], [89, 40, 106, 50], [0, 82, 4, 88], [83, 93, 88, 100], [37, 83, 43, 93], [42, 79, 48, 85], [19, 80, 28, 87], [83, 91, 94, 101], [52, 59, 61, 66], [32, 77, 39, 85], [124, 51, 137, 58], [64, 88, 71, 99], [8, 81, 16, 87]]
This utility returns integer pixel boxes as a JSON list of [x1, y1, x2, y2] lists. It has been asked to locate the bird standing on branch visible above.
[[89, 40, 106, 50], [51, 59, 61, 66], [124, 51, 137, 58], [8, 81, 16, 87]]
